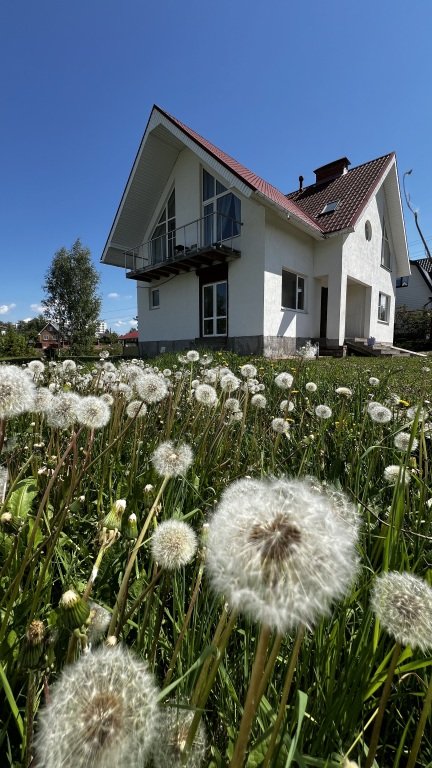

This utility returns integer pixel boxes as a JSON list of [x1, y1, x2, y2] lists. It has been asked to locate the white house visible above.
[[396, 258, 432, 310], [101, 106, 410, 357]]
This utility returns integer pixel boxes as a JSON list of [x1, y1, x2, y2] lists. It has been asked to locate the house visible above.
[[101, 105, 410, 358], [118, 330, 139, 348], [37, 323, 61, 350], [396, 258, 432, 310]]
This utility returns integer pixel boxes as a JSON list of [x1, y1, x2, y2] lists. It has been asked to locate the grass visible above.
[[0, 351, 431, 767]]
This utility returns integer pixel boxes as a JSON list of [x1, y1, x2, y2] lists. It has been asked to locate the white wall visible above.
[[263, 212, 316, 339], [313, 236, 344, 342], [396, 265, 431, 310], [343, 189, 395, 343]]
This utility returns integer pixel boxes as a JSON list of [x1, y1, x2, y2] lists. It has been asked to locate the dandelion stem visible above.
[[164, 562, 204, 688], [108, 474, 169, 637], [364, 641, 401, 768], [23, 670, 35, 768], [230, 623, 272, 768], [406, 671, 432, 768], [263, 624, 305, 767], [0, 417, 6, 455]]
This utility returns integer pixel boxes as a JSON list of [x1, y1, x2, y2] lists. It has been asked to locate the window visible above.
[[378, 292, 390, 323], [282, 270, 305, 310], [202, 170, 241, 245], [202, 281, 227, 336], [365, 220, 372, 241], [320, 200, 339, 214], [396, 277, 409, 288], [381, 221, 391, 270], [150, 288, 160, 309], [150, 190, 176, 264]]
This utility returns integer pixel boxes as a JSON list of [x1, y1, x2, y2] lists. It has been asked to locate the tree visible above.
[[0, 325, 28, 357], [42, 240, 101, 355]]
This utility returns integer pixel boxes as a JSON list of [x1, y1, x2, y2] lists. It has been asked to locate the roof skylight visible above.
[[320, 200, 339, 214]]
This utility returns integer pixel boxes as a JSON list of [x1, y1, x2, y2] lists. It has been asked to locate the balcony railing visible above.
[[124, 212, 242, 274]]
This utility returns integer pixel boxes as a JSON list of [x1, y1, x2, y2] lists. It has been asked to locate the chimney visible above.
[[298, 175, 304, 192], [313, 157, 351, 185]]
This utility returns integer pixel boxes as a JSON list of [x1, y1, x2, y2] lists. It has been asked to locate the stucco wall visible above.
[[343, 189, 395, 343], [263, 212, 316, 341]]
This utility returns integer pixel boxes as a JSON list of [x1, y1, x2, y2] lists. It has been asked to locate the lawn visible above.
[[0, 352, 431, 767]]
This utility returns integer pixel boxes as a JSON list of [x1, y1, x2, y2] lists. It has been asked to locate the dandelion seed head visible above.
[[384, 465, 411, 485], [62, 359, 77, 372], [220, 374, 240, 393], [271, 417, 290, 434], [368, 404, 392, 424], [250, 394, 267, 409], [335, 387, 352, 397], [194, 383, 218, 406], [394, 432, 418, 452], [126, 400, 147, 419], [77, 396, 111, 429], [206, 476, 358, 632], [135, 373, 168, 404], [151, 441, 193, 477], [274, 372, 294, 390], [240, 364, 257, 379], [27, 360, 45, 377], [101, 393, 114, 406], [315, 404, 332, 419], [224, 398, 240, 413], [45, 392, 81, 429], [87, 601, 111, 645], [151, 520, 198, 570], [280, 400, 295, 413], [35, 645, 159, 768], [371, 571, 432, 651], [32, 387, 54, 413], [152, 707, 207, 768], [186, 350, 200, 362], [0, 365, 36, 419], [407, 405, 429, 422], [368, 376, 380, 386], [305, 382, 317, 393]]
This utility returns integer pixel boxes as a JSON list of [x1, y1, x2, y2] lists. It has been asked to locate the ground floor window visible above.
[[378, 292, 390, 323], [150, 288, 160, 309], [282, 270, 305, 310], [202, 281, 227, 336]]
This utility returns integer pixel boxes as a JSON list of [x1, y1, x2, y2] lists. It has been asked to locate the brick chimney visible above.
[[314, 157, 351, 185]]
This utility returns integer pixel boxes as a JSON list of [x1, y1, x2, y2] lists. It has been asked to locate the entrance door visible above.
[[320, 287, 328, 338]]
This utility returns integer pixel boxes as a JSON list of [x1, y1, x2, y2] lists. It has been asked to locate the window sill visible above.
[[281, 307, 307, 314], [380, 264, 392, 273], [377, 319, 390, 325]]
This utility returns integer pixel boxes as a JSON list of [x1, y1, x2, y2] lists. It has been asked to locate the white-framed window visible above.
[[281, 270, 305, 311], [202, 280, 227, 336], [202, 169, 241, 246], [150, 288, 160, 310], [381, 221, 391, 270], [151, 189, 176, 264], [378, 292, 390, 323]]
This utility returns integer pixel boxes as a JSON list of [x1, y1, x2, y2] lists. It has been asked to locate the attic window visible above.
[[320, 200, 339, 215]]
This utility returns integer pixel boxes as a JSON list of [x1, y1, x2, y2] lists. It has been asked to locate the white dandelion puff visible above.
[[315, 404, 332, 419], [186, 350, 200, 362], [45, 392, 81, 429], [126, 400, 148, 419], [394, 431, 418, 452], [368, 376, 380, 386], [224, 398, 241, 413], [206, 476, 359, 633], [151, 441, 193, 478], [152, 707, 207, 768], [77, 396, 111, 429], [27, 360, 45, 378], [32, 387, 54, 413], [368, 404, 392, 424], [34, 645, 159, 768], [0, 365, 36, 419], [383, 465, 411, 485], [280, 400, 295, 413], [335, 387, 352, 397], [250, 394, 267, 409], [271, 417, 290, 434], [194, 384, 218, 406], [371, 571, 432, 652], [62, 359, 77, 373], [240, 363, 257, 379], [274, 372, 294, 389], [135, 373, 168, 404], [305, 382, 317, 393], [220, 374, 240, 393], [151, 520, 198, 570], [407, 405, 429, 422]]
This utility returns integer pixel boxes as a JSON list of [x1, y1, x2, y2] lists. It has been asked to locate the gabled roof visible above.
[[157, 107, 321, 234], [286, 154, 395, 234], [118, 330, 138, 341], [411, 259, 432, 292]]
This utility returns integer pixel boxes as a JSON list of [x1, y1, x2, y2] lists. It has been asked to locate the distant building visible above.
[[118, 330, 139, 348], [96, 321, 107, 337], [37, 323, 61, 350]]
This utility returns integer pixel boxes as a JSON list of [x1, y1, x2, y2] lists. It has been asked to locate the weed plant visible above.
[[0, 351, 431, 767]]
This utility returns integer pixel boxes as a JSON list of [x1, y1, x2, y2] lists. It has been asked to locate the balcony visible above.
[[124, 213, 241, 282]]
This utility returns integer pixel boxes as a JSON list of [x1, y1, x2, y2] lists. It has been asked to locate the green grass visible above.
[[0, 353, 431, 767]]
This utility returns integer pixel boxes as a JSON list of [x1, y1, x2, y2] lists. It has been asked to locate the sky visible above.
[[1, 0, 432, 330]]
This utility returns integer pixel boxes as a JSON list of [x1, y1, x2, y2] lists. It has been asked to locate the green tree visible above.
[[42, 240, 101, 355], [0, 325, 27, 357]]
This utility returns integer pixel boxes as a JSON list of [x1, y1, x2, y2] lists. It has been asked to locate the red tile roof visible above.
[[119, 330, 138, 341], [286, 154, 394, 233], [157, 107, 321, 233], [156, 106, 394, 237]]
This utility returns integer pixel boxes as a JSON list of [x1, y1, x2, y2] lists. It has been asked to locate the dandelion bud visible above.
[[59, 589, 90, 631], [105, 635, 118, 647], [0, 511, 21, 534], [102, 499, 127, 530], [22, 619, 46, 668], [123, 512, 138, 540], [144, 484, 154, 493]]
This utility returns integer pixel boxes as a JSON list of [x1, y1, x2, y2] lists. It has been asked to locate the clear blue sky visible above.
[[1, 0, 431, 329]]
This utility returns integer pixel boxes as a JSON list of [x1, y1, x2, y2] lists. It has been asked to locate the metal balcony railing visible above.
[[124, 212, 242, 273]]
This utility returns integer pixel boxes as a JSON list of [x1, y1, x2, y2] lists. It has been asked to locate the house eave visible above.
[[252, 190, 323, 239]]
